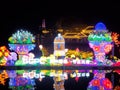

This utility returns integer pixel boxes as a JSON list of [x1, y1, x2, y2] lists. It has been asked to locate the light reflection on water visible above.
[[0, 67, 117, 90]]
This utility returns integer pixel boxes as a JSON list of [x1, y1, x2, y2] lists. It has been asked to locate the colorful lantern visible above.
[[0, 70, 8, 85], [0, 46, 10, 66], [87, 22, 113, 90]]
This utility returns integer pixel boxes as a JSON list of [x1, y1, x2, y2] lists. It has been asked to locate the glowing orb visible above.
[[95, 22, 107, 30]]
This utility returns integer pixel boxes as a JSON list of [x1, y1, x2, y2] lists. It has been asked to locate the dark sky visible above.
[[0, 0, 120, 46]]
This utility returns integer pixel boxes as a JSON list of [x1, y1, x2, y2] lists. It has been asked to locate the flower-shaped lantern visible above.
[[87, 22, 113, 90], [88, 22, 113, 65], [8, 30, 36, 59]]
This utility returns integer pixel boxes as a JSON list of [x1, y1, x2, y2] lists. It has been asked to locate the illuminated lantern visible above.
[[0, 46, 7, 52], [102, 78, 112, 89], [4, 51, 9, 57], [8, 30, 36, 65], [7, 70, 17, 78], [88, 78, 112, 90], [9, 76, 35, 90], [88, 22, 113, 64], [10, 52, 17, 61], [111, 32, 120, 47], [8, 30, 35, 44], [6, 52, 17, 66], [92, 79, 100, 86], [104, 44, 112, 54], [0, 46, 10, 66], [93, 46, 100, 52], [0, 46, 10, 57], [0, 70, 8, 85], [0, 51, 3, 57], [95, 22, 107, 30], [54, 33, 65, 59], [9, 44, 35, 59], [6, 60, 15, 66], [87, 22, 113, 90]]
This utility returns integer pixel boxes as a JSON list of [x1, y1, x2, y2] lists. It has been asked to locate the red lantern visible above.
[[92, 79, 100, 86], [102, 78, 112, 89], [93, 46, 100, 52], [104, 44, 112, 54]]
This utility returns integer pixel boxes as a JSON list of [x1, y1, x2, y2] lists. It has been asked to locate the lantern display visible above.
[[88, 78, 112, 90], [0, 22, 119, 90], [0, 70, 8, 85], [54, 33, 65, 59], [0, 46, 10, 66], [9, 75, 35, 90], [87, 22, 113, 89], [8, 29, 35, 61], [7, 30, 36, 89], [6, 52, 17, 66]]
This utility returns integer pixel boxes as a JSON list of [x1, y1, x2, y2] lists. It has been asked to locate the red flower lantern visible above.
[[104, 44, 112, 54], [92, 79, 100, 86], [102, 78, 112, 89], [93, 46, 100, 52]]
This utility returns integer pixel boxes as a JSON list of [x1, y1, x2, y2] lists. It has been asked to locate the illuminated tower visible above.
[[54, 33, 65, 59]]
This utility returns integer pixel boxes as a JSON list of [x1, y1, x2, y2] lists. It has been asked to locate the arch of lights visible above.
[[0, 23, 119, 90]]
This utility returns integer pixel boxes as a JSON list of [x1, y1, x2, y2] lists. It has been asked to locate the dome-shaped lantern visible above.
[[95, 22, 107, 31], [54, 33, 65, 58]]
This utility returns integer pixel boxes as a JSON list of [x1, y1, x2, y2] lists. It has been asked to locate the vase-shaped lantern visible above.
[[87, 22, 113, 90], [8, 30, 36, 60], [8, 29, 36, 89], [88, 22, 113, 65]]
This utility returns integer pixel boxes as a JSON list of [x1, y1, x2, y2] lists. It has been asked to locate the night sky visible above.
[[0, 0, 120, 46]]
